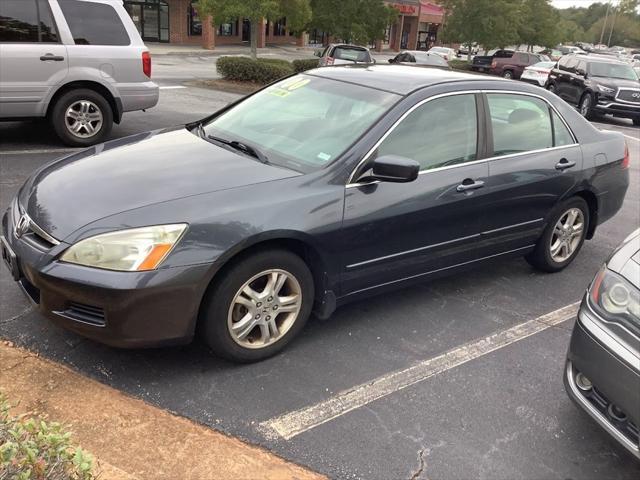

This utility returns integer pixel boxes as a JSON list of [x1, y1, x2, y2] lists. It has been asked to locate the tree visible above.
[[309, 0, 397, 45], [518, 0, 560, 50], [586, 13, 640, 47], [441, 0, 521, 59], [196, 0, 311, 59]]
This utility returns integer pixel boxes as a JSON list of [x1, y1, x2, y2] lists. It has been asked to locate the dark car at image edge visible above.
[[0, 65, 631, 362], [565, 229, 640, 460]]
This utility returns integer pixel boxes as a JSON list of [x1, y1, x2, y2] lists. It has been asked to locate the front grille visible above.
[[63, 302, 106, 327], [616, 89, 640, 104], [576, 372, 639, 445]]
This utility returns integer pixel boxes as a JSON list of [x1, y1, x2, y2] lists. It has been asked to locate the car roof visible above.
[[580, 54, 628, 64], [329, 43, 369, 51], [306, 64, 498, 95]]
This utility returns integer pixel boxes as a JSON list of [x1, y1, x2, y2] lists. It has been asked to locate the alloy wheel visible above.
[[550, 208, 585, 263], [227, 269, 302, 349], [65, 100, 103, 139], [580, 95, 591, 117]]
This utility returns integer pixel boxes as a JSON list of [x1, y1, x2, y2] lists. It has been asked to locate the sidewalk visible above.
[[0, 341, 325, 480]]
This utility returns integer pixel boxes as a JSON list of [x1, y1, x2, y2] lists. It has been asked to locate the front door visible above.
[[0, 0, 68, 117], [242, 20, 251, 42], [479, 92, 583, 254], [340, 93, 493, 296]]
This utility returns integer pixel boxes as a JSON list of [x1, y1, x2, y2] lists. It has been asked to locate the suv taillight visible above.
[[622, 142, 630, 169], [142, 51, 151, 78], [491, 59, 497, 68]]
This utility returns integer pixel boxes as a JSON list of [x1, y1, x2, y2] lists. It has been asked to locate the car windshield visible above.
[[333, 47, 370, 62], [203, 75, 400, 173], [531, 61, 556, 69], [589, 62, 638, 80]]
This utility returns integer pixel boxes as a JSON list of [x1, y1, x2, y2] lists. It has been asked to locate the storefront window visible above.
[[218, 20, 238, 37], [273, 17, 286, 36], [188, 1, 201, 36]]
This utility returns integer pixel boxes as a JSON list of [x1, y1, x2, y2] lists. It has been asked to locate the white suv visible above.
[[0, 0, 159, 146]]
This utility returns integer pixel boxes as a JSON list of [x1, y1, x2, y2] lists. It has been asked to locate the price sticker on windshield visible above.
[[270, 78, 311, 97]]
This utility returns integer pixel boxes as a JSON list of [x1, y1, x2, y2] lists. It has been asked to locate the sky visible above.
[[551, 0, 616, 7]]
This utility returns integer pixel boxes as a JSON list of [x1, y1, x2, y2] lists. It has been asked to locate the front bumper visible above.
[[564, 302, 640, 459], [1, 203, 211, 348], [594, 97, 640, 120]]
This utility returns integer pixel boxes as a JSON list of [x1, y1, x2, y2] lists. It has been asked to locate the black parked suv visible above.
[[546, 54, 640, 125]]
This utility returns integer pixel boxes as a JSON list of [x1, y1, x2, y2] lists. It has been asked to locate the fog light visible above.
[[608, 404, 627, 422], [575, 372, 592, 391]]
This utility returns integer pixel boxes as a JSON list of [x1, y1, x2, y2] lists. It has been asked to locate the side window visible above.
[[58, 0, 130, 46], [557, 56, 569, 71], [0, 0, 58, 43], [487, 94, 553, 155], [377, 94, 478, 171], [552, 110, 575, 147]]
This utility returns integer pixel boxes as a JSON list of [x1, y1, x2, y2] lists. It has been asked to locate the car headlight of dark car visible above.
[[60, 224, 187, 271], [589, 265, 640, 335], [597, 85, 616, 95]]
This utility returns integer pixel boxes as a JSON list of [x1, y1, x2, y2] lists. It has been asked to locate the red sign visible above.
[[393, 3, 417, 15]]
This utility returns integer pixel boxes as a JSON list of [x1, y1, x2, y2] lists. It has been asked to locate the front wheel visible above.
[[633, 117, 640, 126], [547, 83, 556, 93], [200, 249, 314, 362], [503, 70, 514, 79], [50, 89, 113, 147], [526, 197, 589, 273], [579, 93, 595, 120]]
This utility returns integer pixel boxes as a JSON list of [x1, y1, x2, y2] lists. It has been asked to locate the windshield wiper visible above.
[[207, 134, 269, 164]]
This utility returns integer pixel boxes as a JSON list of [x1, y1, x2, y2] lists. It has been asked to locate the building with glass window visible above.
[[382, 1, 444, 51], [122, 0, 303, 49]]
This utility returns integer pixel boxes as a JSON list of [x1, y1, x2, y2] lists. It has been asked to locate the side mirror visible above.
[[388, 58, 395, 64], [314, 50, 322, 57], [369, 155, 419, 183]]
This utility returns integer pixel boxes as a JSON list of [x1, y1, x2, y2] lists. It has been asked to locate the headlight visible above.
[[588, 266, 640, 334], [60, 224, 187, 271], [597, 85, 616, 95]]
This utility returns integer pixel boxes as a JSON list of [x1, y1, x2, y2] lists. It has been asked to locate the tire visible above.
[[526, 197, 590, 273], [200, 249, 314, 362], [547, 83, 556, 93], [50, 89, 113, 147], [633, 117, 640, 126], [578, 93, 595, 120], [503, 70, 514, 79]]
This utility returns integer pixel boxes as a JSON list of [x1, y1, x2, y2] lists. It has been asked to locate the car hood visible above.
[[591, 76, 640, 89], [19, 128, 300, 241]]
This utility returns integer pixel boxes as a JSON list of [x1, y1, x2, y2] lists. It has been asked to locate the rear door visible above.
[[480, 92, 582, 253], [0, 0, 68, 117], [341, 92, 493, 295]]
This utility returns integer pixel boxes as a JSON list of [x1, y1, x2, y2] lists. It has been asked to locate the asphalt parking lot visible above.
[[1, 71, 640, 479]]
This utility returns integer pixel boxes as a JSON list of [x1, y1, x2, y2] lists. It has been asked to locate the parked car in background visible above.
[[564, 229, 639, 460], [489, 52, 549, 79], [547, 54, 640, 125], [388, 51, 449, 69], [427, 46, 457, 62], [315, 44, 373, 66], [1, 65, 629, 362], [471, 49, 514, 72], [457, 43, 479, 56], [576, 42, 595, 52], [540, 48, 563, 61], [0, 0, 159, 146], [521, 61, 557, 86], [558, 45, 587, 55]]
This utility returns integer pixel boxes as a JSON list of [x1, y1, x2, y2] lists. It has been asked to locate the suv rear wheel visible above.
[[503, 70, 514, 79], [50, 89, 113, 147]]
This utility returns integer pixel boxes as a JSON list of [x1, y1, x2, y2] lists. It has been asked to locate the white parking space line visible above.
[[0, 148, 80, 155], [623, 134, 639, 142], [159, 85, 187, 90], [260, 302, 580, 440]]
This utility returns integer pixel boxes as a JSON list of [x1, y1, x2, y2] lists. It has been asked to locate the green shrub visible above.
[[0, 392, 95, 480], [449, 59, 473, 71], [216, 56, 295, 84], [292, 58, 320, 73]]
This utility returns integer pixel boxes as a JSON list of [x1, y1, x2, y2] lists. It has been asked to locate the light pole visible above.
[[599, 1, 612, 46]]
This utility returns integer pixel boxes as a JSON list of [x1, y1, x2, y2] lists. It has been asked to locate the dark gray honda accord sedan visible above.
[[0, 65, 631, 362], [565, 229, 639, 460]]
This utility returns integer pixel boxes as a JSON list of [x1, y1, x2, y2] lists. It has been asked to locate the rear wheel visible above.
[[526, 197, 589, 273], [503, 70, 514, 79], [547, 83, 556, 93], [579, 93, 595, 120], [50, 89, 113, 147], [200, 249, 314, 362]]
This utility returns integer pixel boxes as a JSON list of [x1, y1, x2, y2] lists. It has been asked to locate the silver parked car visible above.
[[565, 228, 640, 459], [314, 43, 374, 66], [0, 0, 159, 146]]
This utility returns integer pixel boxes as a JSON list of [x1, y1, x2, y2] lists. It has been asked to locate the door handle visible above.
[[456, 179, 485, 193], [40, 54, 65, 61], [555, 158, 576, 171]]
